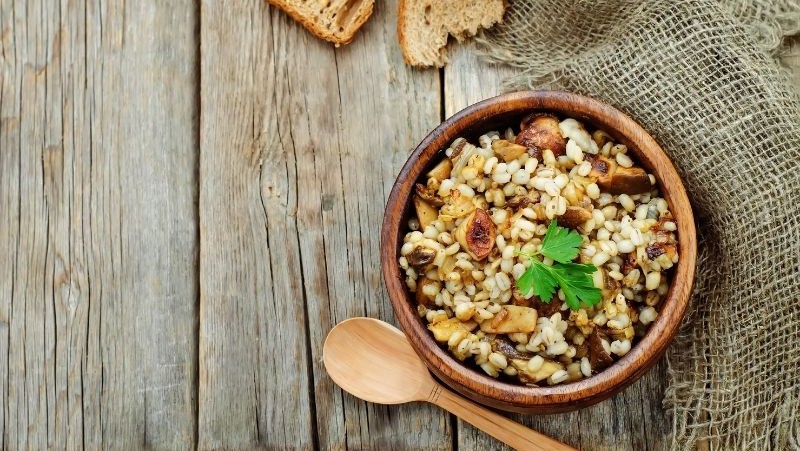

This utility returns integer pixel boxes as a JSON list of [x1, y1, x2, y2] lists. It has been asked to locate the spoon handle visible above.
[[429, 384, 576, 451]]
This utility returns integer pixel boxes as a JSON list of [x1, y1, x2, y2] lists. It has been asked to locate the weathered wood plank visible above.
[[198, 0, 451, 448], [302, 3, 453, 450], [0, 0, 198, 449], [198, 2, 315, 449], [444, 42, 670, 451]]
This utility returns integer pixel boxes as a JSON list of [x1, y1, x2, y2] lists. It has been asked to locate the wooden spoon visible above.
[[322, 317, 575, 451]]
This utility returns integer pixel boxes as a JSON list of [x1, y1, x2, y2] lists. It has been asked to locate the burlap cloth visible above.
[[477, 1, 800, 449]]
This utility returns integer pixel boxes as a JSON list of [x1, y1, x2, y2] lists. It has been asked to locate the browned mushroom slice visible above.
[[515, 113, 566, 159], [479, 305, 538, 334], [407, 247, 435, 268], [428, 317, 477, 343], [585, 154, 616, 186], [606, 324, 632, 342], [516, 371, 539, 386], [585, 154, 651, 195], [491, 139, 528, 162], [519, 113, 539, 130], [604, 272, 621, 291], [491, 336, 534, 360], [440, 190, 475, 219], [621, 252, 638, 274], [512, 358, 564, 383], [426, 158, 452, 183], [574, 341, 588, 359], [530, 296, 562, 318], [646, 242, 677, 261], [415, 183, 444, 207], [511, 287, 531, 306], [587, 328, 614, 371], [602, 166, 651, 194], [645, 242, 665, 260], [415, 277, 436, 306], [413, 195, 438, 229], [454, 208, 495, 261], [557, 206, 592, 229], [506, 194, 537, 212]]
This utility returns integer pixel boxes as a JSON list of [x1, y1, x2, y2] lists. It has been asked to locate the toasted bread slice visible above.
[[267, 0, 375, 46], [398, 0, 506, 67]]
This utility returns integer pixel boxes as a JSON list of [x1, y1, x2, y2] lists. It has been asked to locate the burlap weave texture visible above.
[[478, 1, 800, 449]]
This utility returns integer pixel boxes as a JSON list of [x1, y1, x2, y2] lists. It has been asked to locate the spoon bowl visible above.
[[323, 317, 432, 404]]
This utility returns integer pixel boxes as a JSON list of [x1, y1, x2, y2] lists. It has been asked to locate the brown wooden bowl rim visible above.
[[380, 90, 697, 411]]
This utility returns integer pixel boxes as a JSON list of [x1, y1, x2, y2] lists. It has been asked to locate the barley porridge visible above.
[[398, 113, 679, 386]]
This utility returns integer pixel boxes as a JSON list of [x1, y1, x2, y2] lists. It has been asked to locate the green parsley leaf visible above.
[[518, 260, 559, 302], [539, 220, 584, 264], [515, 262, 536, 297], [513, 221, 602, 311], [556, 262, 598, 274], [551, 264, 602, 310]]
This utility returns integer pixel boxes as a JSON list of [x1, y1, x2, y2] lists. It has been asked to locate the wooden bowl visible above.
[[380, 91, 697, 414]]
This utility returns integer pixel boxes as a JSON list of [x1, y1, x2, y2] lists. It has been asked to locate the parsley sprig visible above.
[[515, 221, 602, 310]]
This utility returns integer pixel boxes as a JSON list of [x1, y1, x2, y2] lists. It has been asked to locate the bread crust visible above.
[[266, 0, 375, 46], [398, 0, 507, 67], [397, 0, 414, 65], [397, 0, 448, 67]]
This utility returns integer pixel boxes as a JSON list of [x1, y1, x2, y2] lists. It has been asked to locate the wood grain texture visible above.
[[198, 1, 449, 449], [0, 0, 198, 449], [198, 1, 313, 448], [0, 3, 796, 450], [434, 386, 576, 451], [300, 2, 453, 450], [444, 43, 674, 451]]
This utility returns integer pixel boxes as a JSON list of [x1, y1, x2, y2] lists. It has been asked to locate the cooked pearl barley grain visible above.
[[402, 115, 678, 386]]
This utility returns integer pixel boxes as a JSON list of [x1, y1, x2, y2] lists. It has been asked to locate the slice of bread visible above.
[[267, 0, 375, 46], [398, 0, 507, 67]]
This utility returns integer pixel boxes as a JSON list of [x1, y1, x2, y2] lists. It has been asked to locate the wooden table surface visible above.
[[1, 1, 798, 450]]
